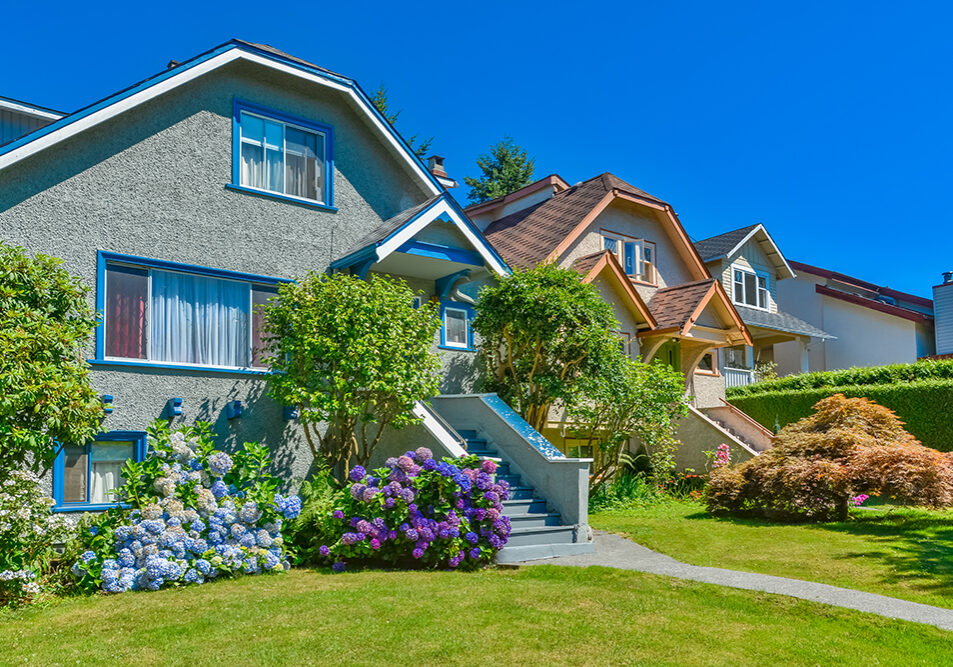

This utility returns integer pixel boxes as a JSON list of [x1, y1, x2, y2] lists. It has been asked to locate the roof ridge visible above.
[[654, 278, 715, 293], [694, 223, 761, 245]]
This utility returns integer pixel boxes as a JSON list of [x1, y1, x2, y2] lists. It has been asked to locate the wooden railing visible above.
[[723, 366, 756, 388]]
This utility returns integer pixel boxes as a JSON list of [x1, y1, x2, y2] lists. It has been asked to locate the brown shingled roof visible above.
[[483, 173, 666, 268], [647, 279, 718, 330], [571, 250, 609, 276]]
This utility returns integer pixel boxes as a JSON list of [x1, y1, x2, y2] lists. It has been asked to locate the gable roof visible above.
[[645, 278, 752, 344], [330, 193, 509, 277], [572, 250, 656, 328], [0, 95, 64, 122], [694, 223, 795, 280], [791, 260, 935, 310], [463, 174, 571, 218], [0, 40, 443, 197], [483, 172, 708, 279]]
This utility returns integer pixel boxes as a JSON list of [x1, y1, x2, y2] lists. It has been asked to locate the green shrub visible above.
[[727, 359, 953, 398], [728, 379, 953, 451]]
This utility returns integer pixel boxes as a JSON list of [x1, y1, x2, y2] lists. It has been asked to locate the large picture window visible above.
[[98, 253, 283, 371], [233, 101, 332, 206], [601, 231, 656, 284], [53, 431, 147, 511]]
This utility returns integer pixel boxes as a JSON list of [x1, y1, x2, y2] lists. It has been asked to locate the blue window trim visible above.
[[93, 250, 290, 370], [52, 431, 148, 512], [438, 300, 475, 352], [231, 98, 335, 210]]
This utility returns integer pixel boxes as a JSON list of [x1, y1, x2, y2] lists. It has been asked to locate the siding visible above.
[[0, 109, 53, 144], [721, 237, 779, 313], [934, 283, 953, 355]]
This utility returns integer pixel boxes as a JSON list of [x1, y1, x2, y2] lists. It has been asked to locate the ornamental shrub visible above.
[[0, 471, 72, 606], [305, 448, 511, 570], [706, 394, 953, 521], [67, 421, 301, 594]]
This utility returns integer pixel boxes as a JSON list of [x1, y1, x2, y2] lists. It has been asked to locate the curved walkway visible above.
[[521, 530, 953, 632]]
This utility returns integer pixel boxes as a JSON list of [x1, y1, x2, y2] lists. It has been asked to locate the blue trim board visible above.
[[231, 98, 335, 209], [397, 240, 483, 266], [439, 299, 476, 351], [52, 430, 148, 511], [88, 359, 269, 376], [224, 184, 338, 212], [443, 194, 511, 275], [98, 250, 290, 285]]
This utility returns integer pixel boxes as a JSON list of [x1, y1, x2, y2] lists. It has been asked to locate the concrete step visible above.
[[508, 512, 562, 529], [504, 525, 577, 548], [502, 498, 550, 515], [496, 541, 595, 564], [496, 473, 522, 487], [507, 485, 537, 500]]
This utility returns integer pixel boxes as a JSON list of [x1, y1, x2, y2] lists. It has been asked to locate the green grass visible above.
[[1, 567, 951, 665], [592, 501, 953, 609]]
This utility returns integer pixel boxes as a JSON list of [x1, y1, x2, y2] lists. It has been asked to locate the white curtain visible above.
[[90, 442, 134, 504], [151, 270, 251, 367]]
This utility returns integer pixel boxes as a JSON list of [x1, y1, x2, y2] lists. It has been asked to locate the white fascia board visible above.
[[0, 48, 442, 197], [726, 224, 796, 280], [376, 197, 509, 276], [0, 98, 63, 121]]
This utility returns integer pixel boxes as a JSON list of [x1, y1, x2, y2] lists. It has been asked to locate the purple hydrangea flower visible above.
[[319, 545, 331, 557], [349, 466, 367, 482], [465, 532, 479, 544], [331, 561, 346, 573], [333, 510, 345, 520], [412, 548, 424, 559], [414, 447, 433, 461]]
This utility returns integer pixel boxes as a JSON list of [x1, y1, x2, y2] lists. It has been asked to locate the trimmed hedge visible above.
[[728, 379, 953, 452], [726, 359, 953, 398]]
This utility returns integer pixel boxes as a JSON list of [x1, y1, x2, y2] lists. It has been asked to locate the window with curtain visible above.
[[55, 433, 145, 509], [103, 260, 279, 370], [238, 108, 327, 204]]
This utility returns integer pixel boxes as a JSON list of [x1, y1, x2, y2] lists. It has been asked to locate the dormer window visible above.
[[733, 267, 769, 310], [601, 232, 656, 284]]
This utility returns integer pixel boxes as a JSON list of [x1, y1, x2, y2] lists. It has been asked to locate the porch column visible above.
[[799, 338, 810, 374]]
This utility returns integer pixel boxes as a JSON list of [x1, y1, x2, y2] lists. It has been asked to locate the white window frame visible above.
[[442, 306, 471, 349], [601, 230, 656, 284], [732, 265, 770, 311]]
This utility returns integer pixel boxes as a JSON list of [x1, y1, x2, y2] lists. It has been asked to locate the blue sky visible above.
[[3, 1, 950, 296]]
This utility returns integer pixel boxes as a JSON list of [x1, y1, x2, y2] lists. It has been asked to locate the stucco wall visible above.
[[690, 371, 726, 409], [0, 60, 438, 490]]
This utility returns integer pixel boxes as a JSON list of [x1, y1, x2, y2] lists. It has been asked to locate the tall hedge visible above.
[[726, 359, 953, 398], [728, 379, 953, 452]]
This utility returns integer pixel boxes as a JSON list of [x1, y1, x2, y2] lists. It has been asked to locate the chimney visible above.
[[427, 155, 448, 178], [934, 271, 953, 355]]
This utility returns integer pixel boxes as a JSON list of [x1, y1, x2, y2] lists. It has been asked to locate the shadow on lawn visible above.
[[681, 507, 953, 597]]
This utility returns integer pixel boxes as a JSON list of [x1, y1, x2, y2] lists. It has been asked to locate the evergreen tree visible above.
[[370, 84, 433, 158], [464, 136, 536, 204]]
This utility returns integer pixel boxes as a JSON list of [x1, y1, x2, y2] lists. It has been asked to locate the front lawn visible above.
[[592, 502, 953, 609], [2, 566, 951, 665]]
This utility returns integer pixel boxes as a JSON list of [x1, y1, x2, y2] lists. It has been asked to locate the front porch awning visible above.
[[733, 304, 835, 343], [329, 193, 510, 279]]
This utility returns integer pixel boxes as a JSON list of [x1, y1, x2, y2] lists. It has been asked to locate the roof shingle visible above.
[[693, 225, 760, 262], [647, 279, 716, 330], [483, 173, 666, 268]]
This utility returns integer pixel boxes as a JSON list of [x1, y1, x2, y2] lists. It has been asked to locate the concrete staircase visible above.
[[457, 428, 593, 562], [702, 402, 774, 453]]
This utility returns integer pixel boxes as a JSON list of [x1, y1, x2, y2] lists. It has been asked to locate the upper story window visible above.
[[732, 267, 769, 310], [601, 231, 656, 284], [98, 252, 285, 371], [233, 100, 333, 208], [53, 431, 147, 511]]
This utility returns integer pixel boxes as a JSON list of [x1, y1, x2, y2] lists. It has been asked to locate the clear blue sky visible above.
[[3, 1, 950, 297]]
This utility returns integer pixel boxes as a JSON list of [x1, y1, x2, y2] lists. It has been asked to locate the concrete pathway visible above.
[[520, 530, 953, 632]]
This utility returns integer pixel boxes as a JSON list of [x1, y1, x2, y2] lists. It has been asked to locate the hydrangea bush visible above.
[[309, 448, 511, 571], [0, 471, 72, 606], [69, 421, 301, 594]]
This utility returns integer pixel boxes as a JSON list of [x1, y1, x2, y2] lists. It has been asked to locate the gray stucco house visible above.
[[0, 40, 591, 561]]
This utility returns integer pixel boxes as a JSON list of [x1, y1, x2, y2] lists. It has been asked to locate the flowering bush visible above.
[[705, 444, 731, 470], [68, 421, 301, 594], [707, 394, 953, 521], [306, 448, 511, 570], [0, 471, 72, 606]]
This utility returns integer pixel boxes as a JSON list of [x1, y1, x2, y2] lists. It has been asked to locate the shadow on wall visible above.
[[441, 352, 482, 395]]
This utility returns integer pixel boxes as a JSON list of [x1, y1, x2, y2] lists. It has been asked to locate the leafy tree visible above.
[[262, 273, 441, 478], [568, 356, 688, 494], [370, 84, 433, 158], [473, 264, 620, 432], [464, 136, 535, 204], [707, 394, 953, 521], [0, 241, 103, 475]]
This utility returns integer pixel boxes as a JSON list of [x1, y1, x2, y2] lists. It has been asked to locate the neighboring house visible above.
[[934, 272, 953, 356], [774, 261, 935, 374], [0, 40, 591, 561], [0, 95, 63, 145], [693, 224, 834, 387], [471, 174, 773, 469]]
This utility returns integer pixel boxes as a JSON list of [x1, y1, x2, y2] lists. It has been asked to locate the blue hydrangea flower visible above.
[[349, 466, 366, 482]]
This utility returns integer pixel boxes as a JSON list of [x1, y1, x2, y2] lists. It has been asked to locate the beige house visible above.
[[694, 224, 834, 387], [469, 173, 774, 468]]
